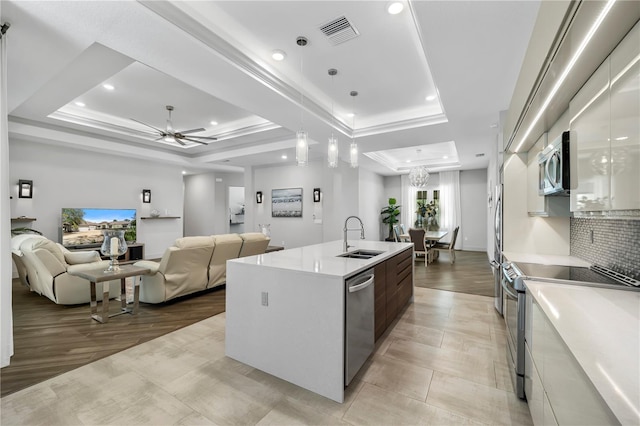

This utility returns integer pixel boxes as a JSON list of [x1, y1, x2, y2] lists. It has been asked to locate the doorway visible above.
[[228, 186, 245, 233]]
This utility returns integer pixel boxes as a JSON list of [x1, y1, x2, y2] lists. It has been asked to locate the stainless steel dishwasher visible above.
[[345, 268, 375, 386]]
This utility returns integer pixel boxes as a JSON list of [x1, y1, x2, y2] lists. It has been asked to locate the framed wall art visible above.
[[272, 188, 302, 218]]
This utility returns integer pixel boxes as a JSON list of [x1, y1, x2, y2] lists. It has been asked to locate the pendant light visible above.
[[349, 90, 359, 168], [327, 68, 339, 168], [296, 36, 309, 166], [408, 149, 430, 188]]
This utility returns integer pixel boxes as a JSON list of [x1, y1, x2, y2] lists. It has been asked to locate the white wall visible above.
[[9, 139, 184, 259], [251, 161, 327, 248], [503, 153, 570, 255], [240, 159, 383, 249], [358, 168, 385, 242], [460, 169, 488, 251], [183, 171, 245, 236]]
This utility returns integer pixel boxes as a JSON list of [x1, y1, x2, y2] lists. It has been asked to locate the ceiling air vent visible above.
[[319, 16, 360, 46], [475, 153, 485, 158]]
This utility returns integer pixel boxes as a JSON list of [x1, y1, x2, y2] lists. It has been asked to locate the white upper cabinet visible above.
[[609, 23, 640, 210], [570, 59, 610, 211], [570, 22, 640, 212]]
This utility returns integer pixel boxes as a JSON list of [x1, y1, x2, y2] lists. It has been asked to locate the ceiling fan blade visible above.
[[175, 138, 186, 146], [183, 135, 218, 140], [178, 128, 207, 135], [181, 137, 210, 145], [131, 118, 163, 134]]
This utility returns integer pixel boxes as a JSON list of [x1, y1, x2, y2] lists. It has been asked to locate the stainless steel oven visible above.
[[501, 262, 525, 398], [501, 261, 639, 400]]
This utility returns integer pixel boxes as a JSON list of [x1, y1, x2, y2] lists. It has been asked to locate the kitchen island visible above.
[[225, 240, 413, 403]]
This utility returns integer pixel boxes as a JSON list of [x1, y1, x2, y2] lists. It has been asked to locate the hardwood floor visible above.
[[414, 250, 495, 298], [0, 279, 225, 398]]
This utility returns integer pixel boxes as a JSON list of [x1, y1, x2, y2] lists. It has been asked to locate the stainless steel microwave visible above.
[[538, 131, 570, 196]]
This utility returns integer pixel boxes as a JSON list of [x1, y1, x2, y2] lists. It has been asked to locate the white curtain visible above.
[[0, 22, 14, 367], [439, 170, 462, 248], [400, 174, 417, 231]]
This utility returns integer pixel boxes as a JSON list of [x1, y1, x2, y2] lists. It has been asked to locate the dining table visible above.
[[400, 229, 448, 263]]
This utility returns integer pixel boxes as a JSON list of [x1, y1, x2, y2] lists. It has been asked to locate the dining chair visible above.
[[408, 228, 430, 266], [393, 225, 402, 242], [432, 226, 460, 264]]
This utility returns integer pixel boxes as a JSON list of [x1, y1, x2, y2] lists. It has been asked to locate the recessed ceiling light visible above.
[[210, 120, 218, 126], [102, 83, 115, 91], [615, 136, 628, 141], [425, 95, 436, 101], [347, 113, 355, 118], [387, 2, 404, 15], [281, 154, 288, 160], [182, 171, 187, 175], [272, 50, 286, 61], [74, 101, 85, 107], [443, 155, 448, 159]]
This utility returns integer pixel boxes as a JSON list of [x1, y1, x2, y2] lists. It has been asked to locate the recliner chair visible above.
[[135, 236, 215, 304], [12, 236, 120, 304]]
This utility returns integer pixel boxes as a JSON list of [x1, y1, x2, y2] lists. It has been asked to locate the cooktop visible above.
[[515, 263, 619, 285]]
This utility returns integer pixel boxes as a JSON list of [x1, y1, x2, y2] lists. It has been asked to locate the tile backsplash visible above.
[[571, 218, 640, 280]]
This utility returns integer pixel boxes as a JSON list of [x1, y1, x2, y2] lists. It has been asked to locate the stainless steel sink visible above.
[[337, 249, 384, 259]]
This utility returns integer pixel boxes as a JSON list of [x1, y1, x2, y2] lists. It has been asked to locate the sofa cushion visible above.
[[174, 236, 215, 249], [11, 233, 46, 256], [239, 232, 270, 258], [208, 234, 243, 288], [213, 233, 243, 244], [63, 250, 101, 265], [240, 232, 268, 242], [27, 238, 66, 266]]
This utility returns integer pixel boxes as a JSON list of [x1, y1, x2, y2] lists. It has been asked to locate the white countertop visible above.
[[504, 251, 590, 267], [525, 280, 640, 425], [229, 240, 413, 279]]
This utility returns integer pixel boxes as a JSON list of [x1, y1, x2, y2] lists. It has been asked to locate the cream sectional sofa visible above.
[[134, 232, 269, 303]]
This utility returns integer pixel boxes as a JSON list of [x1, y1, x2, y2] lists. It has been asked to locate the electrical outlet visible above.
[[261, 292, 268, 306]]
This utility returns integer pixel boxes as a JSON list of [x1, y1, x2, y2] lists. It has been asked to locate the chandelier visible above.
[[408, 166, 430, 188]]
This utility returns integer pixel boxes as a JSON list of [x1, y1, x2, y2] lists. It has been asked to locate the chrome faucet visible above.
[[343, 216, 365, 252]]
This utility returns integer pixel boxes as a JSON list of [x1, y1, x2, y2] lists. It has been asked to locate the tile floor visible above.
[[1, 287, 532, 425]]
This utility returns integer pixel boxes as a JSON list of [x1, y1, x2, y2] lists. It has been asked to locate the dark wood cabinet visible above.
[[125, 243, 144, 261], [73, 243, 145, 262], [375, 247, 413, 342], [374, 261, 387, 341]]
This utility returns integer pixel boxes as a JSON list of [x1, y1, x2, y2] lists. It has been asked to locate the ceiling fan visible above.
[[131, 105, 217, 146]]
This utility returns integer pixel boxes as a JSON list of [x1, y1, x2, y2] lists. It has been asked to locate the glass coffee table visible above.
[[70, 264, 150, 323]]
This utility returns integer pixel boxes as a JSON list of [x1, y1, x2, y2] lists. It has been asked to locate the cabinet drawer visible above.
[[525, 344, 544, 426], [396, 273, 413, 310]]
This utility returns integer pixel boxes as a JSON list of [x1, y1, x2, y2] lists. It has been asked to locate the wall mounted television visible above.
[[61, 208, 136, 248]]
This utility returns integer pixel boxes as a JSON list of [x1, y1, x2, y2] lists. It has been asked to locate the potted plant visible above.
[[415, 200, 439, 230], [380, 198, 401, 240]]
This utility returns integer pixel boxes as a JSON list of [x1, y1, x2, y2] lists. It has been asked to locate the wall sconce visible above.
[[256, 191, 263, 204], [313, 188, 321, 203], [18, 180, 33, 199], [142, 189, 151, 203]]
